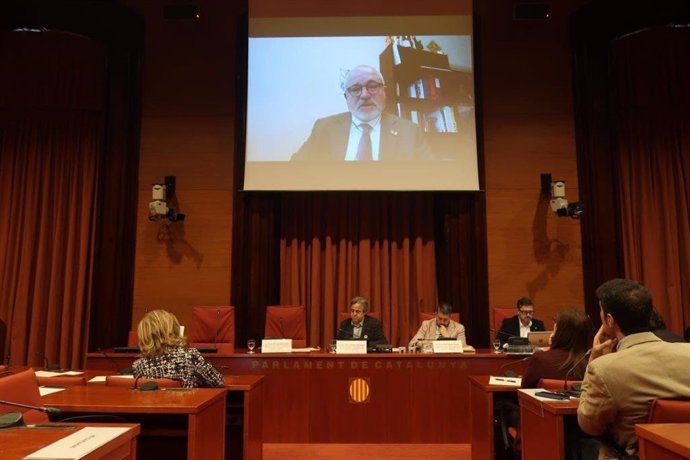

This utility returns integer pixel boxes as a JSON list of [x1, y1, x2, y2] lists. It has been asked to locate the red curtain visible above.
[[612, 27, 690, 334], [279, 193, 438, 348], [0, 31, 105, 367]]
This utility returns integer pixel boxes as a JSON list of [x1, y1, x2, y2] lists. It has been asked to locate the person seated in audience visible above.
[[578, 278, 690, 458], [132, 309, 224, 388], [408, 301, 466, 350], [336, 296, 387, 345], [521, 308, 593, 388], [497, 297, 546, 345], [649, 307, 684, 342]]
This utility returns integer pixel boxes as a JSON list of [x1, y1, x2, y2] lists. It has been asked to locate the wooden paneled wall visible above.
[[126, 0, 589, 333]]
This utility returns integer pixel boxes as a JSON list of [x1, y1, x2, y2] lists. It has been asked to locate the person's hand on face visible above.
[[591, 323, 617, 360]]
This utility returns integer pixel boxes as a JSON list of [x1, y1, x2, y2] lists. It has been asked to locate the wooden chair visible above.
[[189, 306, 235, 353], [37, 375, 87, 386], [105, 375, 183, 389], [265, 305, 307, 348], [0, 368, 48, 424]]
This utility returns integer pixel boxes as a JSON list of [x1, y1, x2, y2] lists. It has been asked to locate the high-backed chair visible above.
[[265, 305, 307, 348], [0, 318, 6, 362], [105, 375, 183, 389], [419, 311, 461, 323], [493, 307, 515, 334], [127, 330, 138, 347], [0, 368, 48, 424], [37, 375, 87, 386], [647, 399, 690, 422], [188, 306, 235, 353], [537, 378, 583, 392]]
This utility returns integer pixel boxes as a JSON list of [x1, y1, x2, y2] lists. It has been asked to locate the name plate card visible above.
[[336, 340, 367, 355], [432, 340, 463, 354], [261, 338, 293, 353], [24, 427, 130, 460]]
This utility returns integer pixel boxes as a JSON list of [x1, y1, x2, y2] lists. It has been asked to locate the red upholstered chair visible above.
[[265, 305, 307, 348], [105, 375, 183, 388], [338, 311, 381, 323], [537, 378, 583, 391], [0, 364, 8, 374], [188, 306, 235, 353], [647, 399, 690, 422], [0, 368, 48, 424], [127, 330, 138, 347], [492, 307, 515, 334], [419, 311, 461, 323], [37, 375, 87, 386]]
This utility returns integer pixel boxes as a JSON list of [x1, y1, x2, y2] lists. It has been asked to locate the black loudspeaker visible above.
[[514, 3, 551, 20], [163, 4, 200, 20]]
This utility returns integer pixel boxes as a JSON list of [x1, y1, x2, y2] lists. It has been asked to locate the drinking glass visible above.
[[247, 339, 256, 354], [492, 339, 502, 353], [329, 339, 337, 354]]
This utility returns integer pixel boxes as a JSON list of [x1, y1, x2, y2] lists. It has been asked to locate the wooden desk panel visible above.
[[42, 386, 226, 460], [2, 423, 139, 460], [636, 423, 690, 460], [518, 390, 578, 460], [87, 350, 528, 444], [469, 375, 520, 460], [224, 375, 264, 460]]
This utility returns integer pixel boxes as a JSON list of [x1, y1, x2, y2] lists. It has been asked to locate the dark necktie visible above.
[[356, 123, 372, 161]]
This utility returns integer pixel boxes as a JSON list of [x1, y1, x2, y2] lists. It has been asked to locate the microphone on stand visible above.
[[498, 355, 532, 377], [132, 377, 158, 391], [97, 348, 132, 375], [337, 327, 356, 339], [43, 357, 61, 372], [279, 317, 286, 339], [561, 349, 592, 395], [0, 399, 61, 416]]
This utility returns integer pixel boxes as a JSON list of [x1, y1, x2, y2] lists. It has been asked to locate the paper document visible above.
[[35, 370, 84, 378], [24, 426, 130, 459], [489, 376, 522, 386], [39, 386, 67, 396], [518, 388, 574, 402]]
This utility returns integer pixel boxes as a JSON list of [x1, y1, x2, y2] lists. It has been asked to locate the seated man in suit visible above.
[[336, 296, 387, 345], [408, 302, 466, 350], [577, 278, 690, 458], [497, 297, 546, 346], [290, 64, 430, 161]]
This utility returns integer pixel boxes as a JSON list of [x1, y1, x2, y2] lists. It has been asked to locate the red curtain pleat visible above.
[[280, 192, 438, 348], [612, 26, 690, 334], [0, 31, 105, 368]]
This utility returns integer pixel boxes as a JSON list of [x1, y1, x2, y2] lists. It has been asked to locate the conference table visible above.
[[42, 385, 226, 460], [636, 423, 690, 460], [2, 422, 140, 460], [88, 349, 529, 444]]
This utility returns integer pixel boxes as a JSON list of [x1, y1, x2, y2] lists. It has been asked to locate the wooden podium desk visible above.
[[86, 350, 528, 444], [2, 423, 139, 460], [636, 423, 690, 460], [42, 385, 226, 460], [518, 390, 578, 460], [468, 375, 521, 460]]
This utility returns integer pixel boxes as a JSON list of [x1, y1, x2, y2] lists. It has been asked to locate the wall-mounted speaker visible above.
[[514, 3, 551, 20], [163, 4, 200, 20]]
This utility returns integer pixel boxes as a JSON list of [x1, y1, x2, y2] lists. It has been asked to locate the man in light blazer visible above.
[[409, 302, 466, 350], [496, 297, 546, 345], [336, 296, 387, 346], [578, 278, 690, 458], [290, 65, 429, 161]]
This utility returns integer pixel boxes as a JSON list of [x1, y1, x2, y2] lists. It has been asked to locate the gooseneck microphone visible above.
[[0, 399, 61, 416], [562, 349, 592, 394], [498, 355, 532, 377], [337, 327, 356, 339]]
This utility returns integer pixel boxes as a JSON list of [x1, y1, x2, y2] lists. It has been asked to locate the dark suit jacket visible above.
[[337, 315, 388, 345], [290, 112, 430, 161], [497, 315, 546, 344]]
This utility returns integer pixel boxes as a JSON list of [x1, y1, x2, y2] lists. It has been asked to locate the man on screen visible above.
[[290, 65, 430, 161]]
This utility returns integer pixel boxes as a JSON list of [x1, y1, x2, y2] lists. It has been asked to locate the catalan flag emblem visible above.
[[349, 377, 370, 403]]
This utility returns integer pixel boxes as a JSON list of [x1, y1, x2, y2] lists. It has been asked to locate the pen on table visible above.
[[494, 377, 517, 382]]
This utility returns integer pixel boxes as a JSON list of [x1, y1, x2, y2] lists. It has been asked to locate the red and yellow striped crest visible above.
[[348, 377, 370, 403]]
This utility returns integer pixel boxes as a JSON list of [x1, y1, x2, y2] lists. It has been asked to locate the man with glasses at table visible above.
[[290, 64, 430, 161], [496, 297, 546, 346]]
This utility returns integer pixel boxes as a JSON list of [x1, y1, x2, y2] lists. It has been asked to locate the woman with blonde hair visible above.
[[521, 307, 593, 388], [132, 309, 224, 388]]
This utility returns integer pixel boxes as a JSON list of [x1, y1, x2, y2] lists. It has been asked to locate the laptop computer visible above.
[[528, 331, 552, 347]]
